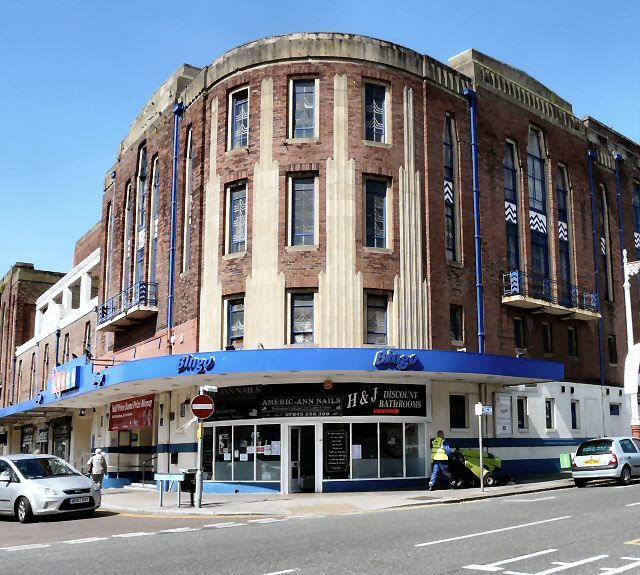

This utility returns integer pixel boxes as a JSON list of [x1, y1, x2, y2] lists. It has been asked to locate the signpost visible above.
[[191, 394, 215, 419], [475, 402, 492, 493], [192, 390, 216, 508]]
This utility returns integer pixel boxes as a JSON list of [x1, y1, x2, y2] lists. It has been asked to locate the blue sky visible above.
[[1, 0, 638, 275]]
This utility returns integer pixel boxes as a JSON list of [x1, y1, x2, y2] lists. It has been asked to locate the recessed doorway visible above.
[[289, 425, 316, 493]]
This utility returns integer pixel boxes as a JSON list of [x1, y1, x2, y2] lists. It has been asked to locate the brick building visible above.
[[1, 34, 639, 493]]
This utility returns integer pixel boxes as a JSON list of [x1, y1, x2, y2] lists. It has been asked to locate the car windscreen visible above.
[[576, 440, 613, 456], [11, 458, 80, 479]]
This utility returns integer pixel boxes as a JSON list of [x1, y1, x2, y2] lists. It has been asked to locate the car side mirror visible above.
[[0, 471, 11, 482]]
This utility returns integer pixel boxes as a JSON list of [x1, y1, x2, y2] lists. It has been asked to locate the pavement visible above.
[[99, 472, 575, 517]]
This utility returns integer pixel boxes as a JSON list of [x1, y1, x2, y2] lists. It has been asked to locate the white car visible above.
[[572, 437, 640, 487], [0, 454, 101, 523]]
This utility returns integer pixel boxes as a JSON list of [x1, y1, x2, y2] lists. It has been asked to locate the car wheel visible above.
[[618, 466, 632, 486], [16, 497, 33, 524], [483, 473, 497, 487], [574, 478, 588, 488]]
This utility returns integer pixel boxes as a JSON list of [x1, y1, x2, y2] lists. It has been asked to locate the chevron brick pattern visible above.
[[505, 201, 517, 223], [601, 237, 606, 255], [558, 221, 568, 242], [635, 232, 640, 250], [444, 179, 453, 204], [529, 211, 547, 235]]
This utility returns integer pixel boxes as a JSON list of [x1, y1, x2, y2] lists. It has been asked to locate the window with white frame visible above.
[[290, 176, 315, 246], [366, 293, 388, 344], [229, 88, 249, 149], [545, 398, 555, 429], [290, 293, 314, 344], [449, 394, 467, 429], [570, 400, 580, 430], [364, 83, 387, 143], [227, 183, 247, 253], [516, 397, 528, 430], [183, 128, 194, 272], [290, 79, 317, 139], [365, 178, 388, 248], [227, 298, 244, 349]]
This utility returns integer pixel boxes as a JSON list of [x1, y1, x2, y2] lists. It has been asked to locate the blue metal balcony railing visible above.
[[98, 281, 158, 325], [502, 271, 599, 313]]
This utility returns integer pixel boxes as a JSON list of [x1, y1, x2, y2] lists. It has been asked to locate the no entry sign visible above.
[[191, 394, 215, 419]]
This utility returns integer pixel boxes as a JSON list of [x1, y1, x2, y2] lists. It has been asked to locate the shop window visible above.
[[517, 397, 528, 430], [227, 183, 247, 254], [542, 323, 553, 354], [256, 424, 281, 481], [366, 293, 388, 344], [233, 425, 254, 481], [405, 423, 426, 477], [450, 305, 463, 343], [571, 400, 580, 430], [364, 83, 387, 143], [291, 293, 314, 344], [229, 88, 249, 149], [608, 335, 618, 365], [290, 79, 317, 139], [323, 422, 350, 480], [214, 426, 232, 480], [365, 178, 388, 248], [227, 298, 245, 349], [568, 326, 578, 358], [379, 423, 403, 478], [545, 398, 555, 429], [351, 423, 379, 479], [290, 176, 315, 246], [449, 394, 467, 429], [610, 403, 621, 416]]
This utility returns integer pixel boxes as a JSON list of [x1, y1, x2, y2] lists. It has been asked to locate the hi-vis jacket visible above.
[[431, 437, 450, 461]]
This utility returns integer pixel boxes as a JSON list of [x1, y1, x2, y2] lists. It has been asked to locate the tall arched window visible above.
[[557, 165, 572, 305], [633, 182, 640, 260], [443, 115, 459, 262], [122, 182, 133, 292], [504, 141, 519, 271], [527, 128, 550, 299], [148, 156, 160, 286], [600, 185, 613, 301], [182, 128, 194, 272], [135, 146, 148, 284], [104, 203, 112, 300]]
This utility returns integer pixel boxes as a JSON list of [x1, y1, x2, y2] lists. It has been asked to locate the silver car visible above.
[[0, 454, 101, 523], [572, 436, 640, 487]]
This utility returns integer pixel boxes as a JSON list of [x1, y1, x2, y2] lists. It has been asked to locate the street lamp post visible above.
[[622, 248, 640, 438]]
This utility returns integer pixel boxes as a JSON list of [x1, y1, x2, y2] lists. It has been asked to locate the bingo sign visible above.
[[191, 394, 215, 419], [51, 366, 79, 395]]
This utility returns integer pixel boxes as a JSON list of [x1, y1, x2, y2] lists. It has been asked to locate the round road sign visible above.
[[191, 394, 215, 419]]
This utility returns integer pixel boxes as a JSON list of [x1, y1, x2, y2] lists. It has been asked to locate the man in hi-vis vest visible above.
[[429, 430, 454, 491]]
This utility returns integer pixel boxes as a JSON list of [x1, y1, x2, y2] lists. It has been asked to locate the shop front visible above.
[[201, 381, 429, 493]]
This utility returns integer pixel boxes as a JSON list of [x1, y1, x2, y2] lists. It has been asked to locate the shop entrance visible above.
[[289, 426, 315, 493]]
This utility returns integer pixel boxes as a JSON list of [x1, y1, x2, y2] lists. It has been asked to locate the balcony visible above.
[[97, 282, 158, 332], [502, 271, 600, 321]]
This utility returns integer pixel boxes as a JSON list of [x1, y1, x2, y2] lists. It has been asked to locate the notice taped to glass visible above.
[[324, 427, 349, 477]]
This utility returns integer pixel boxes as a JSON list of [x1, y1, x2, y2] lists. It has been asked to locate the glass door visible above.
[[289, 427, 301, 493]]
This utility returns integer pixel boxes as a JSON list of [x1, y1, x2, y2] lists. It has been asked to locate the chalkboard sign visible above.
[[324, 423, 349, 479]]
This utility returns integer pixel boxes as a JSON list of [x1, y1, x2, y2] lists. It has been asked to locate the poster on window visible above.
[[109, 394, 155, 431], [494, 393, 513, 436]]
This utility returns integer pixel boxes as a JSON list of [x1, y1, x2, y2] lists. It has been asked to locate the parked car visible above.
[[572, 437, 640, 487], [0, 454, 101, 523]]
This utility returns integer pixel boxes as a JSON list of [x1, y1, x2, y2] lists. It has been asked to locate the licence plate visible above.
[[584, 459, 599, 465], [69, 496, 90, 504]]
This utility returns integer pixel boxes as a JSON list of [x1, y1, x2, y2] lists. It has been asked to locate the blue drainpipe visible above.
[[167, 103, 184, 354], [464, 88, 485, 354], [613, 152, 624, 267], [588, 149, 605, 386]]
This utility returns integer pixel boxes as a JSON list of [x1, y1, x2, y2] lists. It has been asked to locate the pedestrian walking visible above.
[[429, 430, 455, 491], [87, 448, 107, 489]]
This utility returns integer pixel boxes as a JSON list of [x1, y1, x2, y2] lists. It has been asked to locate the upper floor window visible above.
[[183, 128, 194, 272], [230, 88, 249, 149], [600, 185, 613, 301], [545, 398, 555, 429], [608, 335, 618, 365], [227, 183, 247, 254], [83, 321, 92, 354], [444, 115, 459, 262], [122, 182, 134, 290], [105, 202, 113, 299], [364, 83, 387, 143], [149, 156, 160, 285], [557, 165, 570, 224], [290, 176, 315, 246], [366, 293, 388, 344], [568, 326, 578, 358], [542, 322, 553, 354], [29, 352, 36, 394], [528, 129, 546, 213], [365, 179, 388, 248], [41, 343, 49, 391], [514, 317, 525, 349], [291, 293, 314, 344], [290, 79, 317, 139], [62, 333, 70, 364], [504, 142, 519, 271], [450, 305, 463, 343], [227, 298, 245, 349], [135, 147, 148, 284], [634, 182, 640, 259]]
